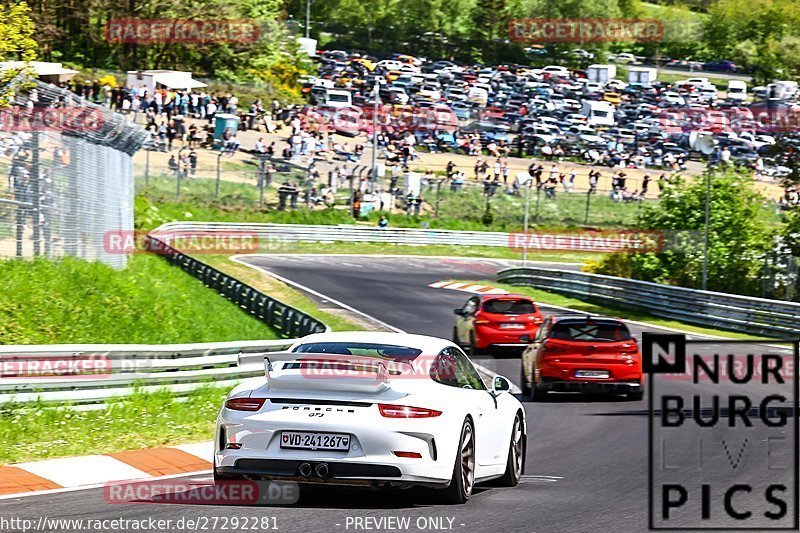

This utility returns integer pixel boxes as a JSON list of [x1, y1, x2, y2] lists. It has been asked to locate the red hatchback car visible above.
[[453, 294, 544, 355], [520, 316, 644, 401]]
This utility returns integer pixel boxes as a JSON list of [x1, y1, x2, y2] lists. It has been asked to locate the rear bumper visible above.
[[475, 325, 538, 349], [540, 377, 642, 393], [217, 458, 449, 488]]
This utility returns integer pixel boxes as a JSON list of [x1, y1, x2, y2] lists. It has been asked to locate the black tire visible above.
[[519, 365, 531, 396], [497, 414, 524, 487], [468, 334, 481, 356], [530, 375, 548, 401], [440, 419, 476, 504]]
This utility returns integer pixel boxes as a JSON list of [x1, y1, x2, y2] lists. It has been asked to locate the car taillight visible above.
[[541, 339, 566, 353], [225, 398, 266, 411], [378, 404, 442, 418], [475, 319, 491, 325]]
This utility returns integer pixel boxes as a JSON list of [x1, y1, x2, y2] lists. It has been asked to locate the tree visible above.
[[0, 2, 38, 107], [470, 0, 509, 63], [705, 0, 800, 85], [586, 172, 776, 296], [0, 2, 37, 61]]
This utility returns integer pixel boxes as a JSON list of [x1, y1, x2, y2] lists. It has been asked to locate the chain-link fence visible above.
[[135, 152, 311, 209], [0, 77, 148, 268]]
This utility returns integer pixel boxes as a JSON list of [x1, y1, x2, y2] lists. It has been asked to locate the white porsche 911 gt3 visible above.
[[214, 332, 526, 503]]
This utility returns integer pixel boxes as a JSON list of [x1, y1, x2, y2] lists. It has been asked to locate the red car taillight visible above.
[[541, 339, 567, 353], [225, 398, 266, 411], [378, 404, 442, 418]]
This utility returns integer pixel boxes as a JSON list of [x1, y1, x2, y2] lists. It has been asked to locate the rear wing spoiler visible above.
[[238, 351, 416, 394]]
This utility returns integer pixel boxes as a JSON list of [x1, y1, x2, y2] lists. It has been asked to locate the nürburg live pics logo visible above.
[[645, 333, 799, 530]]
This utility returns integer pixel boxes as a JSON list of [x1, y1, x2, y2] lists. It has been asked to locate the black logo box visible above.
[[645, 334, 799, 531]]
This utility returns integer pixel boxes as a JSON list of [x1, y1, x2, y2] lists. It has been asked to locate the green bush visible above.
[[585, 172, 776, 295]]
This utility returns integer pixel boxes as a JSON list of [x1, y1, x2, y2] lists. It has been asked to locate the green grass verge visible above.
[[202, 255, 365, 332], [0, 385, 227, 464], [241, 241, 600, 263], [450, 279, 755, 340], [0, 255, 278, 344]]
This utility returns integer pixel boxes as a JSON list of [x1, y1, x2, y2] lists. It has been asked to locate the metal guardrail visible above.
[[0, 340, 294, 404], [153, 221, 512, 248], [146, 232, 328, 339], [497, 267, 800, 338]]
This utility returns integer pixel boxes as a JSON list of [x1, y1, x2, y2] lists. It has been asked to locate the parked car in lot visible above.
[[520, 316, 644, 401], [460, 121, 512, 143], [703, 60, 737, 72], [453, 295, 544, 355], [609, 53, 636, 64]]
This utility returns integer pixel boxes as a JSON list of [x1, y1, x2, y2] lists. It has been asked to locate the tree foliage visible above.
[[27, 0, 308, 84], [586, 172, 775, 296]]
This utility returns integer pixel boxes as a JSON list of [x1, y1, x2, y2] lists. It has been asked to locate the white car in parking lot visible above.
[[215, 332, 526, 504]]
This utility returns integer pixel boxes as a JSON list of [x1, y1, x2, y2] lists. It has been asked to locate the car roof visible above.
[[550, 315, 626, 325], [479, 293, 533, 301]]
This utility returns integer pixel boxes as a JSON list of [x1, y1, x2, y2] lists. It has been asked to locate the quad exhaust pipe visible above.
[[297, 462, 330, 478]]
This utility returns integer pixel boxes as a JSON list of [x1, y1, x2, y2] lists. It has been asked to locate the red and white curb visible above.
[[0, 441, 213, 498], [428, 281, 509, 295]]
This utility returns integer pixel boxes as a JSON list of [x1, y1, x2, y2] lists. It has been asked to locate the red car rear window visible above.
[[483, 299, 537, 314], [550, 322, 631, 342]]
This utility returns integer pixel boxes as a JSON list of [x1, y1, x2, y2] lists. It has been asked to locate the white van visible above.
[[581, 100, 616, 127], [322, 89, 353, 108], [586, 64, 617, 84], [768, 81, 798, 100], [727, 80, 747, 102], [468, 86, 489, 107]]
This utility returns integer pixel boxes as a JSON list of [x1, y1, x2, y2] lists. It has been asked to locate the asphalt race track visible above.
[[3, 255, 795, 533]]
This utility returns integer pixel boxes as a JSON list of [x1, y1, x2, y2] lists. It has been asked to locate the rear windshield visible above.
[[483, 299, 537, 314], [549, 322, 632, 342], [293, 342, 422, 361]]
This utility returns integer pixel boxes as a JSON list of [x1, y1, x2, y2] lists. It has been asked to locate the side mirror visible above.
[[519, 334, 532, 343], [453, 308, 464, 316], [491, 376, 512, 394]]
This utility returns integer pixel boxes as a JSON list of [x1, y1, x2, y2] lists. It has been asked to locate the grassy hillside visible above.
[[0, 255, 278, 344]]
